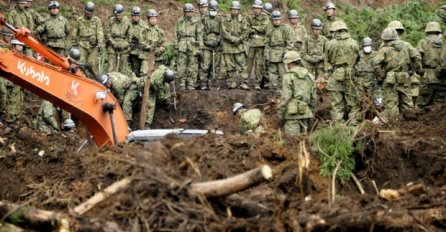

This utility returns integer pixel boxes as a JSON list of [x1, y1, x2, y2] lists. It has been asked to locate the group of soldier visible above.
[[1, 0, 446, 136]]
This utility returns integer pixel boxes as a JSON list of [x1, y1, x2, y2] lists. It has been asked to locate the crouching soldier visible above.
[[278, 51, 316, 136], [101, 72, 138, 106], [232, 102, 265, 135]]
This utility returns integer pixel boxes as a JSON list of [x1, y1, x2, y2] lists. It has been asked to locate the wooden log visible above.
[[189, 165, 273, 197], [74, 177, 133, 215], [300, 207, 446, 231], [224, 194, 271, 217], [0, 201, 122, 232], [0, 201, 70, 231]]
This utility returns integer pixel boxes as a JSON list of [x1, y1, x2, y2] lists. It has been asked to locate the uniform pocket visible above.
[[298, 101, 309, 115], [286, 99, 299, 115], [332, 67, 346, 81], [385, 72, 396, 85], [396, 72, 410, 84]]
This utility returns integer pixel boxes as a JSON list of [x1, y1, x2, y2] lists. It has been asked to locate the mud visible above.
[[0, 89, 445, 231]]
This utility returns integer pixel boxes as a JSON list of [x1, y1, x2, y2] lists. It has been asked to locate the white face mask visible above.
[[363, 46, 372, 53], [209, 11, 217, 17]]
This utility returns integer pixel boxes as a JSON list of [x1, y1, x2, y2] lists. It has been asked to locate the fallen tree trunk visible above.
[[74, 177, 133, 215], [300, 207, 446, 231], [189, 165, 273, 197]]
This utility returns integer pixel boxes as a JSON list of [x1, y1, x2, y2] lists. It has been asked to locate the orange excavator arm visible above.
[[0, 14, 128, 148]]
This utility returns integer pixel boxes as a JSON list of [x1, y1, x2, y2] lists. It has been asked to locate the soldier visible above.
[[287, 9, 308, 53], [35, 1, 70, 56], [33, 100, 60, 133], [143, 67, 174, 129], [263, 3, 273, 15], [198, 0, 209, 17], [244, 0, 270, 90], [265, 11, 294, 89], [355, 37, 377, 100], [105, 4, 131, 74], [3, 40, 25, 130], [174, 3, 203, 90], [101, 72, 138, 106], [128, 6, 150, 77], [232, 102, 265, 135], [277, 51, 316, 136], [437, 5, 446, 24], [417, 22, 445, 106], [72, 1, 105, 76], [302, 19, 327, 81], [324, 21, 360, 125], [221, 1, 249, 89], [373, 28, 423, 117], [8, 0, 32, 56], [145, 9, 166, 67], [322, 2, 343, 40], [0, 29, 13, 121], [387, 21, 422, 106], [198, 0, 222, 90], [24, 0, 44, 34]]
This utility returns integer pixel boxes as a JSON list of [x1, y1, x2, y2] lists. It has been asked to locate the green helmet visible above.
[[198, 0, 208, 8], [230, 1, 241, 10], [263, 3, 272, 14], [288, 9, 299, 19], [48, 1, 59, 10], [252, 0, 263, 9], [311, 19, 323, 29], [162, 69, 175, 83], [283, 51, 301, 64], [381, 27, 398, 41], [361, 37, 373, 46], [16, 0, 27, 3], [113, 4, 124, 15], [271, 11, 282, 20], [387, 20, 404, 31], [425, 21, 441, 33], [183, 3, 194, 12], [84, 1, 95, 14], [131, 6, 141, 16], [330, 20, 348, 32], [147, 9, 158, 17], [232, 102, 244, 114], [323, 2, 336, 10], [1, 28, 13, 36], [69, 48, 81, 61]]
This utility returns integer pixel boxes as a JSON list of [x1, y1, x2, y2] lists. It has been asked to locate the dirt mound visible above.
[[0, 89, 445, 231]]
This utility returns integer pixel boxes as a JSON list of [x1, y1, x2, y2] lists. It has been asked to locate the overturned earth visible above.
[[0, 89, 445, 231]]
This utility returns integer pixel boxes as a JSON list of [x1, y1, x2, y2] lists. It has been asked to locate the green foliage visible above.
[[339, 0, 443, 46], [163, 43, 176, 66], [310, 124, 358, 183], [80, 0, 116, 6]]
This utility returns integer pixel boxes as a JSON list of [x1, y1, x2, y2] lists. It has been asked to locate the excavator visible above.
[[0, 14, 221, 148]]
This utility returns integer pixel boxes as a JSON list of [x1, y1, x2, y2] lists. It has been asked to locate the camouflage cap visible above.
[[387, 20, 404, 31], [381, 27, 398, 41], [425, 21, 441, 33], [330, 20, 348, 32], [283, 51, 301, 64]]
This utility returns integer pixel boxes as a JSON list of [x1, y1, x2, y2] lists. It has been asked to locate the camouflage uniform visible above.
[[121, 73, 142, 122], [417, 33, 445, 106], [355, 50, 377, 98], [437, 5, 446, 24], [373, 36, 423, 116], [145, 23, 166, 69], [278, 66, 316, 136], [8, 5, 33, 56], [265, 24, 294, 89], [324, 29, 360, 124], [35, 13, 70, 55], [25, 6, 45, 33], [129, 19, 150, 77], [198, 13, 222, 89], [302, 34, 328, 80], [105, 17, 131, 74], [221, 14, 249, 89], [288, 23, 308, 52], [0, 35, 12, 118], [107, 72, 136, 106], [72, 15, 105, 75], [34, 100, 59, 133], [173, 16, 203, 89], [143, 65, 171, 125], [244, 12, 270, 88], [239, 109, 265, 135]]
